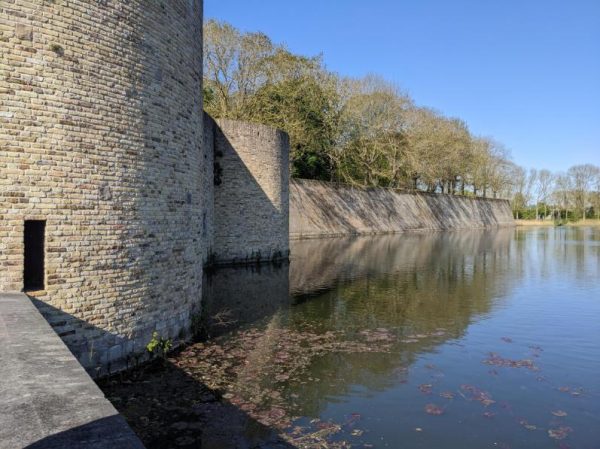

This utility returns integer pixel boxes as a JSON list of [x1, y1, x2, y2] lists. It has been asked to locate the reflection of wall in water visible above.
[[281, 229, 520, 417], [288, 230, 518, 341], [290, 228, 515, 296], [201, 264, 290, 338]]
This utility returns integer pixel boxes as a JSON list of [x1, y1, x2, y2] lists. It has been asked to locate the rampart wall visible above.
[[290, 179, 515, 239]]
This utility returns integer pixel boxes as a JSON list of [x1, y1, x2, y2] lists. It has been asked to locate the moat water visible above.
[[103, 227, 600, 449]]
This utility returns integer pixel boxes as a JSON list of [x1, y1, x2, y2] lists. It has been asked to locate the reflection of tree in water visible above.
[[512, 226, 600, 283], [289, 228, 517, 335], [277, 229, 520, 417]]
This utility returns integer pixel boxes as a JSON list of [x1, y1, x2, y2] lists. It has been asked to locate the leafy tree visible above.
[[203, 19, 597, 212], [247, 75, 340, 179]]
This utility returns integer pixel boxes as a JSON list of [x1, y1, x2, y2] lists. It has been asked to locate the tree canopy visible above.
[[204, 20, 599, 214]]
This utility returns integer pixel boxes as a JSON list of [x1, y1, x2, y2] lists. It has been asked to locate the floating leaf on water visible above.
[[519, 419, 537, 431], [548, 426, 573, 440], [552, 410, 568, 417], [460, 384, 495, 406], [571, 388, 584, 397], [419, 384, 433, 394], [483, 353, 538, 370], [267, 407, 286, 420], [344, 413, 362, 427], [424, 404, 444, 415], [481, 398, 496, 407], [239, 402, 257, 412]]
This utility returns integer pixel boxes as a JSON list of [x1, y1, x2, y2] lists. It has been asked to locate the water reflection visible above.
[[283, 230, 520, 420], [109, 227, 600, 449], [201, 263, 290, 338]]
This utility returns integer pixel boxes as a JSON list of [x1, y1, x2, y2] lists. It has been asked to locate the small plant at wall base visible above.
[[146, 332, 172, 362]]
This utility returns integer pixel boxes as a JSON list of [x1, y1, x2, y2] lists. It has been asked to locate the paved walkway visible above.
[[0, 293, 145, 449]]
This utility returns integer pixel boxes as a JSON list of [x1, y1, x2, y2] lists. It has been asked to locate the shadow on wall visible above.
[[27, 297, 170, 378]]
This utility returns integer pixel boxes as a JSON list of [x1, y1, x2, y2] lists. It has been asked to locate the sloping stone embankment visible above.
[[290, 179, 515, 239]]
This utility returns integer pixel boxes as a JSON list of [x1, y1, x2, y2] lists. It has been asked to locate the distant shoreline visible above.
[[515, 219, 600, 227]]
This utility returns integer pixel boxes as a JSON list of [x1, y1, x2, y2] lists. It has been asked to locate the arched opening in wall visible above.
[[23, 220, 46, 291]]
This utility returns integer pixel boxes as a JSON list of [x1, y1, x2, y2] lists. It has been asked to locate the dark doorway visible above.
[[24, 220, 45, 291]]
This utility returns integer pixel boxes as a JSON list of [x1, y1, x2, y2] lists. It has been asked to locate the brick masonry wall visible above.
[[290, 179, 515, 239], [0, 0, 205, 376], [210, 119, 290, 264]]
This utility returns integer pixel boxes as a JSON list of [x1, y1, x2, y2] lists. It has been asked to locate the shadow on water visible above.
[[200, 262, 291, 339], [100, 359, 295, 449], [21, 297, 292, 449]]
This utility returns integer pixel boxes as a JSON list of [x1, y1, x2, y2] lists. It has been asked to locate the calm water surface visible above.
[[200, 227, 600, 448]]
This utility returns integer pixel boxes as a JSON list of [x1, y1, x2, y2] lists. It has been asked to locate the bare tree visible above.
[[552, 173, 573, 219], [535, 169, 555, 219], [567, 164, 598, 221]]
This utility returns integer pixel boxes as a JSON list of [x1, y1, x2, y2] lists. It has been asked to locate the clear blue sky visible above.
[[205, 0, 600, 172]]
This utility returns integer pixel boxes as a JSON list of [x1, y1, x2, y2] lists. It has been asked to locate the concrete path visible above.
[[0, 293, 145, 449]]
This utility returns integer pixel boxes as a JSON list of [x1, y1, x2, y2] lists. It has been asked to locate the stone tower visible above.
[[0, 0, 205, 374]]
